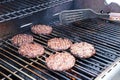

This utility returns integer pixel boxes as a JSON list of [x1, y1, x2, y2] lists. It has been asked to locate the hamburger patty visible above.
[[11, 34, 33, 46], [31, 24, 52, 35], [48, 38, 72, 51], [46, 52, 75, 71], [18, 43, 44, 58], [70, 42, 96, 58]]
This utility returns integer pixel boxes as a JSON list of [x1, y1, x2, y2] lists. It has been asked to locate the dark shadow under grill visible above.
[[0, 18, 120, 80]]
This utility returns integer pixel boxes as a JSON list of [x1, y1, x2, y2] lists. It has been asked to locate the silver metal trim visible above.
[[20, 23, 32, 28], [95, 57, 120, 80]]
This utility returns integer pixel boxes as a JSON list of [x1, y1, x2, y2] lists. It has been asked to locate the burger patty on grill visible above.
[[48, 38, 72, 51], [70, 42, 96, 58], [18, 42, 44, 58], [31, 24, 52, 35], [46, 52, 75, 71], [11, 34, 33, 46]]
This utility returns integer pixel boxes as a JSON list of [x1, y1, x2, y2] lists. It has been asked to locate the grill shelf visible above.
[[0, 0, 72, 23], [1, 18, 120, 80]]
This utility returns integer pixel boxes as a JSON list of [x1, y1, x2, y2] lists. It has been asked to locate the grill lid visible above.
[[0, 0, 72, 23]]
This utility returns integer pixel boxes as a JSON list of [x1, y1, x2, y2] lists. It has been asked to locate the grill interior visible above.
[[0, 18, 120, 80]]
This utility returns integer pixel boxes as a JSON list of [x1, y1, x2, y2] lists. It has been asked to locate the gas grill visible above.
[[1, 0, 120, 80]]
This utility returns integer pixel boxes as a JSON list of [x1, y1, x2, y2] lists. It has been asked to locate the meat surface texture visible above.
[[11, 34, 33, 46], [18, 42, 45, 58], [46, 52, 75, 71], [31, 24, 52, 35], [70, 42, 96, 58], [48, 38, 72, 51]]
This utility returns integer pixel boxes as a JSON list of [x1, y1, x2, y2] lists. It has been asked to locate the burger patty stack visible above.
[[11, 24, 96, 71]]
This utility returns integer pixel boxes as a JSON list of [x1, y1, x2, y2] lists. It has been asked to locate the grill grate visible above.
[[0, 18, 120, 80], [0, 0, 73, 22], [0, 0, 14, 4]]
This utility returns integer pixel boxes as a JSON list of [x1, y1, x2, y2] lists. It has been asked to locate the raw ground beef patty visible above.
[[46, 52, 75, 71], [11, 34, 33, 46], [47, 38, 72, 51], [70, 42, 96, 58], [31, 24, 52, 35], [18, 42, 44, 58]]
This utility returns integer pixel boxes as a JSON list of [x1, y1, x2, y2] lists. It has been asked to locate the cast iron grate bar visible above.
[[17, 34, 83, 79], [72, 24, 120, 53], [0, 32, 92, 80], [0, 64, 23, 80], [31, 32, 103, 78], [34, 32, 106, 71], [32, 33, 101, 76], [0, 44, 66, 80], [0, 58, 36, 80], [53, 23, 120, 57], [1, 39, 82, 79], [32, 31, 108, 70], [53, 27, 113, 65], [81, 19, 120, 35], [74, 19, 120, 42], [0, 50, 48, 80]]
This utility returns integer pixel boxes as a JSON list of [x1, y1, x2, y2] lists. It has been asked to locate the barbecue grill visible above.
[[1, 0, 120, 80]]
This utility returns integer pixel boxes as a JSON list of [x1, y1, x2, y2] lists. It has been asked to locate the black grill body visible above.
[[1, 0, 120, 80]]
